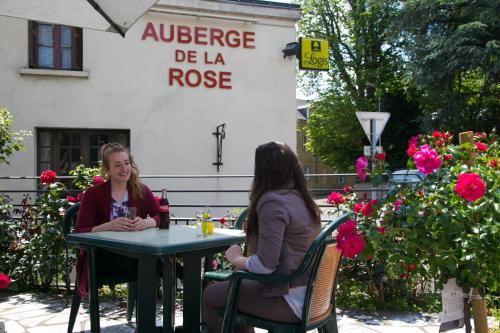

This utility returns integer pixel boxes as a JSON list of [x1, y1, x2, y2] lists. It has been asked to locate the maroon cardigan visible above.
[[74, 181, 160, 296]]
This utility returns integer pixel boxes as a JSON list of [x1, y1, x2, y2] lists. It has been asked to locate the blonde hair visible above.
[[99, 143, 144, 201]]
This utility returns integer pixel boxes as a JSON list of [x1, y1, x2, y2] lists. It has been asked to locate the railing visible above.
[[0, 174, 389, 221]]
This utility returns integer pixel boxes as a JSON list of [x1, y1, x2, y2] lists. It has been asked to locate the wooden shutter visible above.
[[72, 27, 83, 70], [28, 21, 37, 68]]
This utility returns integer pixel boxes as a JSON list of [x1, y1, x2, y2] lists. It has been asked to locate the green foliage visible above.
[[0, 179, 74, 291], [305, 94, 364, 170], [69, 164, 101, 190], [0, 108, 31, 165], [298, 0, 425, 170], [397, 0, 500, 131]]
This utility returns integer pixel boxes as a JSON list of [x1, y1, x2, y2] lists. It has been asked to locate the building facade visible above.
[[0, 0, 301, 215]]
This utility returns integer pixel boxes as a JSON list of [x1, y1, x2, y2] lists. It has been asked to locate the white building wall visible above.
[[0, 1, 300, 216]]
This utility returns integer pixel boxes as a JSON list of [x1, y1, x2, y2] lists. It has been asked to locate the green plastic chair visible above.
[[233, 208, 248, 230], [62, 202, 137, 333], [204, 213, 351, 333]]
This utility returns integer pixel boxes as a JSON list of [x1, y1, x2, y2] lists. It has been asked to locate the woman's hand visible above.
[[225, 245, 247, 270], [131, 217, 155, 231], [108, 217, 135, 231]]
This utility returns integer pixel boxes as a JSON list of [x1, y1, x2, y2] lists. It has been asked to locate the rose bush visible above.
[[328, 130, 499, 309]]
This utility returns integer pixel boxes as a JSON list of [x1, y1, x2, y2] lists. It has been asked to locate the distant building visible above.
[[296, 99, 356, 192]]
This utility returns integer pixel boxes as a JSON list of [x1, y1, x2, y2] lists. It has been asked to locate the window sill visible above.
[[19, 68, 89, 78]]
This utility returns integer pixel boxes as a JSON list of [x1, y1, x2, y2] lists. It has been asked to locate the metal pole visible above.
[[371, 119, 377, 200]]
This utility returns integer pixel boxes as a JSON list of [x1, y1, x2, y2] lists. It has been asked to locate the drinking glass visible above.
[[195, 210, 204, 237], [126, 207, 137, 220]]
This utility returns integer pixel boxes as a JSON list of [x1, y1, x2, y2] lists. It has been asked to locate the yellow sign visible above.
[[299, 38, 329, 71]]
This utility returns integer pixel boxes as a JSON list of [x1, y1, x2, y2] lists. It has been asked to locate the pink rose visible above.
[[413, 144, 442, 175], [406, 144, 417, 157], [0, 274, 11, 289], [393, 198, 403, 212], [454, 173, 486, 202], [40, 170, 56, 184], [475, 142, 488, 152], [356, 156, 368, 181], [327, 192, 345, 205], [91, 175, 104, 185]]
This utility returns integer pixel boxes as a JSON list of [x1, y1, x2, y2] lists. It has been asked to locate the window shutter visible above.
[[72, 27, 83, 71], [28, 21, 37, 68]]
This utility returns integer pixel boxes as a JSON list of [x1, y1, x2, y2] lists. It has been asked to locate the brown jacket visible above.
[[248, 186, 320, 297]]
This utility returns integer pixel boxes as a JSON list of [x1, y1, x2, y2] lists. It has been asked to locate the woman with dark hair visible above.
[[203, 142, 322, 333], [75, 143, 160, 296]]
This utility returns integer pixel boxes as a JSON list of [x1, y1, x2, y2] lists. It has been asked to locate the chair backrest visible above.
[[233, 208, 248, 230], [306, 241, 342, 325], [62, 202, 80, 236], [297, 213, 350, 329]]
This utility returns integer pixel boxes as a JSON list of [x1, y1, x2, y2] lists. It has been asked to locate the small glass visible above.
[[125, 207, 137, 220], [195, 210, 206, 237]]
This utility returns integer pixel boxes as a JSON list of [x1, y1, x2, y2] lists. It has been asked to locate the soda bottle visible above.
[[159, 189, 171, 229]]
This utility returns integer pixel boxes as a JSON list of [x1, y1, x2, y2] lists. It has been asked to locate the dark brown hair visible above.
[[245, 142, 321, 237], [99, 143, 144, 201]]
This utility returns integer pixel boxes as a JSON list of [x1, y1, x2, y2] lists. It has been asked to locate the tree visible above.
[[397, 0, 500, 132], [0, 108, 30, 165], [299, 0, 423, 170]]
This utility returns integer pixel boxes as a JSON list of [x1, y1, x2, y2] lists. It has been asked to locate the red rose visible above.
[[76, 193, 82, 201], [376, 226, 385, 234], [407, 263, 415, 272], [343, 185, 352, 193], [91, 175, 104, 185], [361, 203, 372, 216], [489, 159, 497, 168], [66, 195, 77, 203], [353, 202, 363, 213], [475, 142, 488, 152], [219, 217, 227, 225], [375, 153, 385, 161], [40, 170, 56, 184], [9, 240, 17, 251], [0, 274, 11, 289], [211, 260, 217, 269], [406, 144, 417, 157], [432, 131, 441, 138], [327, 191, 345, 205], [436, 140, 442, 147], [399, 273, 408, 280], [443, 154, 452, 161], [454, 173, 486, 202]]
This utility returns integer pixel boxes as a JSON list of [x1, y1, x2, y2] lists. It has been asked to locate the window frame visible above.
[[36, 128, 130, 184], [28, 21, 83, 71]]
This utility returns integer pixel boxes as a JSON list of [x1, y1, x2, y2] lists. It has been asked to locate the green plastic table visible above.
[[66, 225, 245, 333]]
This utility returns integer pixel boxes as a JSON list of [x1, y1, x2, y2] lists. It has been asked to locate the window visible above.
[[338, 176, 345, 185], [29, 21, 82, 70], [37, 129, 129, 187]]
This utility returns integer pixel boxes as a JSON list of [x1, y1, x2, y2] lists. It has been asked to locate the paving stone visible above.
[[3, 320, 26, 333]]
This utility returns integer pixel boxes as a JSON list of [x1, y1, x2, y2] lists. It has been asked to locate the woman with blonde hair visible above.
[[75, 142, 160, 296]]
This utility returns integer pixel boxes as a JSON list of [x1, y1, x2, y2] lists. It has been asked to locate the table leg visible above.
[[87, 247, 100, 333], [181, 252, 202, 333], [161, 255, 176, 333], [136, 255, 157, 333]]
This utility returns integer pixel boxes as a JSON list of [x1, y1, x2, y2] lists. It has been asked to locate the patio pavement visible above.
[[0, 292, 496, 333]]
